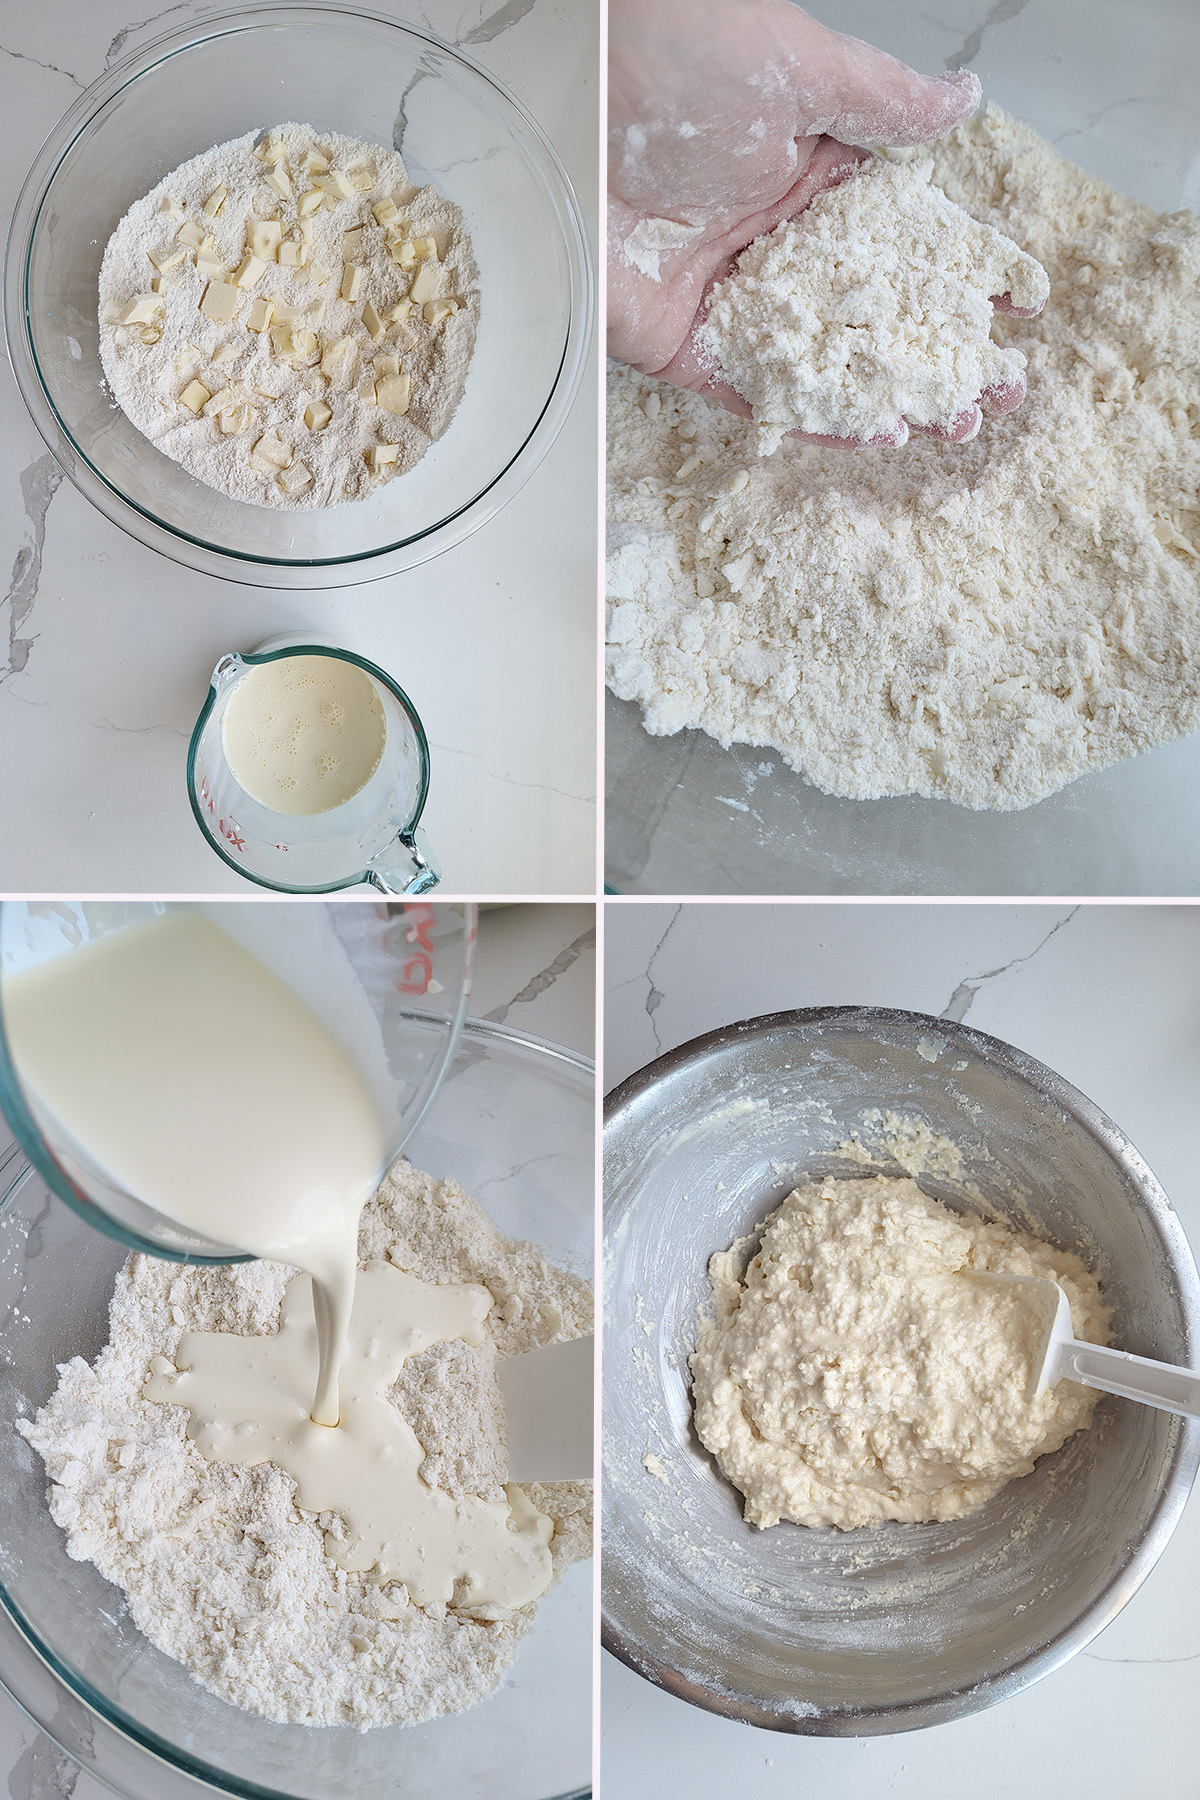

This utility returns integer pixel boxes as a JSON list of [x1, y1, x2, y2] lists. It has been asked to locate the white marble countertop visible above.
[[0, 0, 598, 898], [603, 901, 1200, 1799], [0, 898, 595, 1798]]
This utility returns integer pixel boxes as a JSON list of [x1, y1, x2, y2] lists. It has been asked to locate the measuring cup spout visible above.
[[366, 827, 441, 895]]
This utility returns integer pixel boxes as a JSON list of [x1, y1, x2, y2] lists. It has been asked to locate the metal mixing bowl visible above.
[[602, 1006, 1200, 1734]]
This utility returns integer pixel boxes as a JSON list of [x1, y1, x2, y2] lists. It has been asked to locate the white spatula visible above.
[[978, 1272, 1200, 1417], [497, 1336, 594, 1481]]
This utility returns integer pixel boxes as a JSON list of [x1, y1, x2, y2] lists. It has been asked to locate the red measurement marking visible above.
[[398, 902, 434, 994]]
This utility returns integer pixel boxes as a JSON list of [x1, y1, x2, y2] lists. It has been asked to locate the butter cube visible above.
[[253, 135, 287, 163], [271, 300, 304, 322], [340, 263, 363, 303], [270, 321, 317, 360], [117, 294, 162, 325], [176, 221, 206, 249], [158, 195, 184, 220], [297, 218, 316, 246], [249, 219, 283, 261], [313, 169, 356, 200], [217, 401, 256, 435], [373, 353, 400, 379], [179, 379, 211, 413], [247, 296, 275, 332], [279, 239, 309, 268], [349, 168, 373, 192], [297, 188, 325, 217], [196, 249, 223, 279], [366, 442, 399, 471], [252, 429, 291, 468], [412, 236, 438, 261], [140, 327, 162, 345], [301, 148, 330, 175], [199, 280, 241, 325], [410, 261, 441, 306], [372, 197, 399, 228], [342, 227, 366, 259], [265, 163, 292, 201], [203, 184, 227, 219], [422, 298, 458, 327], [149, 275, 169, 295], [278, 461, 313, 495], [304, 398, 333, 431], [148, 243, 187, 273], [212, 342, 243, 366], [386, 298, 414, 323], [320, 335, 357, 381], [204, 386, 240, 415], [362, 301, 386, 343], [233, 254, 268, 290], [376, 370, 411, 415], [357, 376, 377, 405], [388, 236, 417, 269]]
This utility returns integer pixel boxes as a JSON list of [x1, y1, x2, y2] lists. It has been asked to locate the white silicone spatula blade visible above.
[[976, 1271, 1200, 1418], [498, 1336, 594, 1482]]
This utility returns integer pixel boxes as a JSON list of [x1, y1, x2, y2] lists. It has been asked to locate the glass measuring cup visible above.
[[188, 637, 439, 893], [0, 899, 475, 1263]]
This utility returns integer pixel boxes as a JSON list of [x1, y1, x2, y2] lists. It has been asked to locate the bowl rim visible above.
[[0, 1011, 594, 1798], [1, 0, 595, 590], [601, 1003, 1200, 1736]]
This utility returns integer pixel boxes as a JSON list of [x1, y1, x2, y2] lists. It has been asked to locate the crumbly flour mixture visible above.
[[608, 107, 1200, 809], [99, 123, 477, 510], [690, 1174, 1106, 1530], [700, 157, 1049, 447], [19, 1163, 592, 1729]]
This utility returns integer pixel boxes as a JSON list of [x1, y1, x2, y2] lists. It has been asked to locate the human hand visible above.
[[609, 0, 1030, 446]]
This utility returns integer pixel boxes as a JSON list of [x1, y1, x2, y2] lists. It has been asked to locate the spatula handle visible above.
[[1060, 1343, 1200, 1419]]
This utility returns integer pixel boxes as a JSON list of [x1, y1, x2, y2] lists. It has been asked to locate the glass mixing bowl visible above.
[[0, 1018, 593, 1800], [0, 899, 475, 1262], [603, 1007, 1200, 1734], [2, 4, 593, 589]]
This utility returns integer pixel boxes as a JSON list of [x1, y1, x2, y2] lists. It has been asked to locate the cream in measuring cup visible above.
[[221, 655, 387, 815]]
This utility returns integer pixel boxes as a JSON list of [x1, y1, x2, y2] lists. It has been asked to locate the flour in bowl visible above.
[[18, 1162, 592, 1730], [607, 106, 1200, 809], [98, 123, 478, 510], [700, 156, 1049, 448], [690, 1174, 1107, 1530]]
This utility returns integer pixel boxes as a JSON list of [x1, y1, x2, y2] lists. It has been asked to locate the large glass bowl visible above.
[[603, 1007, 1200, 1734], [0, 1018, 593, 1799], [2, 4, 593, 589]]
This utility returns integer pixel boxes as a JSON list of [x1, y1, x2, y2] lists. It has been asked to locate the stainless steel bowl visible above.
[[602, 1006, 1200, 1734]]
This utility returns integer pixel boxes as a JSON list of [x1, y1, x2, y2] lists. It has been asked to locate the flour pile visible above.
[[690, 1174, 1106, 1530], [19, 1163, 592, 1730], [700, 156, 1049, 447], [99, 124, 477, 510], [607, 107, 1200, 810]]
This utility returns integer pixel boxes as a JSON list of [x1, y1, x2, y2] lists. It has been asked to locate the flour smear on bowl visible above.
[[19, 1164, 592, 1730], [98, 124, 478, 510], [607, 107, 1200, 810]]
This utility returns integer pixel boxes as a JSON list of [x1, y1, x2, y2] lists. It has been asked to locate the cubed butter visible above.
[[298, 218, 316, 245], [199, 279, 241, 325], [279, 239, 309, 268], [176, 221, 207, 249], [357, 376, 377, 405], [203, 184, 227, 219], [320, 335, 357, 380], [342, 227, 365, 259], [362, 301, 386, 343], [349, 168, 373, 192], [372, 197, 399, 228], [179, 379, 211, 413], [297, 188, 324, 217], [388, 237, 417, 269], [278, 460, 313, 495], [247, 296, 275, 332], [233, 253, 268, 289], [265, 163, 292, 201], [212, 342, 243, 366], [340, 263, 363, 302], [148, 244, 187, 273], [158, 195, 184, 220], [140, 327, 162, 345], [313, 169, 356, 200], [117, 294, 162, 325], [386, 298, 414, 323], [301, 148, 330, 175], [149, 275, 169, 295], [373, 352, 400, 379], [410, 260, 441, 305], [253, 136, 287, 163], [204, 386, 239, 414], [304, 398, 333, 431], [249, 219, 283, 261], [422, 298, 458, 327], [376, 370, 411, 415], [366, 442, 399, 471], [412, 236, 438, 260], [196, 249, 223, 278], [251, 429, 291, 467], [217, 401, 256, 434]]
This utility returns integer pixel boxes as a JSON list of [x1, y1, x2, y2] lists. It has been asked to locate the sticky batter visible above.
[[690, 1175, 1107, 1530]]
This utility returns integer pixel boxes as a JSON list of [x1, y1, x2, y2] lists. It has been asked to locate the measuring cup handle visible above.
[[365, 826, 441, 895], [1064, 1343, 1200, 1420]]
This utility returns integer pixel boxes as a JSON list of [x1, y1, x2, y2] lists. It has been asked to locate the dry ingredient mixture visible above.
[[701, 156, 1049, 448], [99, 123, 477, 510], [690, 1173, 1107, 1530], [607, 106, 1200, 810], [19, 1162, 592, 1730]]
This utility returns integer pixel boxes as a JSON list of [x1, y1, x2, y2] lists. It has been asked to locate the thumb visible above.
[[783, 10, 981, 147]]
